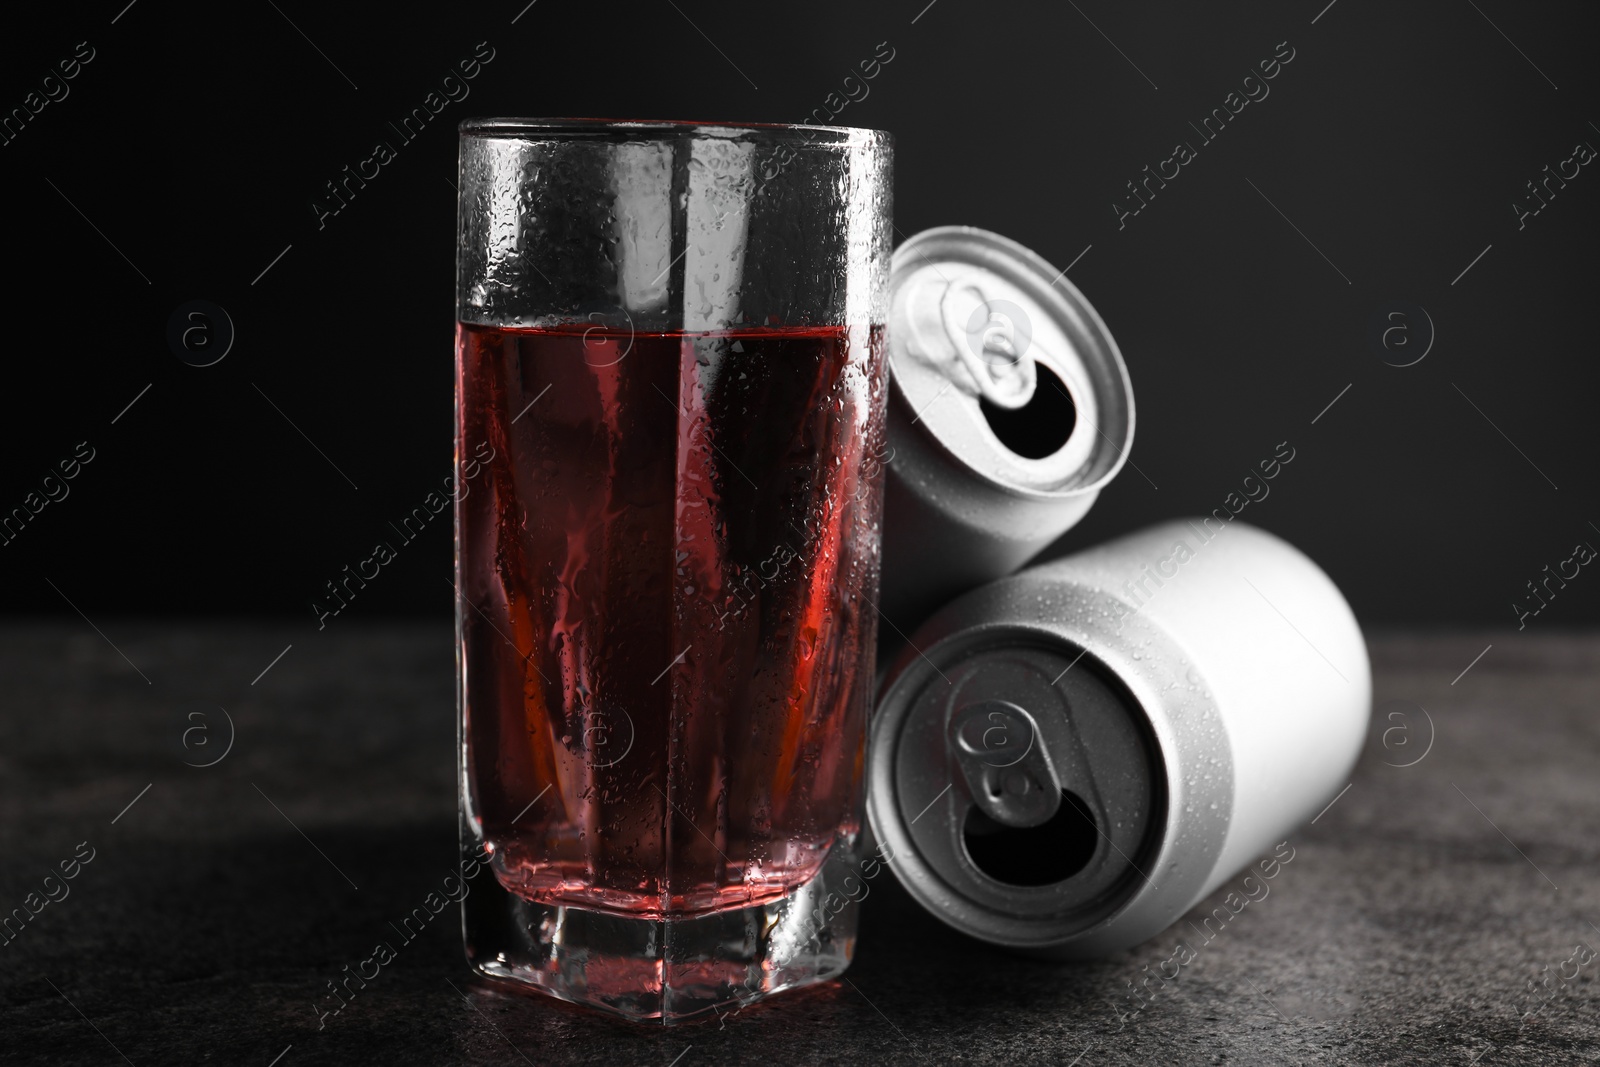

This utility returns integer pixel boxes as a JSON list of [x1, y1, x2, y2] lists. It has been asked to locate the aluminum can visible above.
[[878, 226, 1134, 636], [867, 519, 1370, 958]]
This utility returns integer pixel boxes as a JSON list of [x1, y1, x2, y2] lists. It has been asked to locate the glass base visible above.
[[462, 846, 861, 1024]]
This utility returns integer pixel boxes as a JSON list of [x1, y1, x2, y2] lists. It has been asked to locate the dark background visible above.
[[3, 0, 1596, 630]]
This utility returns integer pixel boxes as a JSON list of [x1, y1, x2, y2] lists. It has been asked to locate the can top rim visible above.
[[887, 226, 1135, 499], [869, 620, 1160, 948]]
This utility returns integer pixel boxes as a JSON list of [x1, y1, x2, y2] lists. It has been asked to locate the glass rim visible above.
[[458, 116, 891, 146]]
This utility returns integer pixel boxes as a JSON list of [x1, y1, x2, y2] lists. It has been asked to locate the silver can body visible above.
[[868, 520, 1370, 958], [878, 227, 1135, 635]]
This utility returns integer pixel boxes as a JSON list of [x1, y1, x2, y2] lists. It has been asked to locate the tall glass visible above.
[[453, 119, 893, 1023]]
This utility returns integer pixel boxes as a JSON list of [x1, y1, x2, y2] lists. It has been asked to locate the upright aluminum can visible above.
[[867, 520, 1370, 958], [878, 226, 1135, 636]]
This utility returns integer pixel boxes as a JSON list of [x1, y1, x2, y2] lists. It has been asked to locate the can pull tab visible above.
[[937, 281, 1038, 410], [949, 700, 1062, 828]]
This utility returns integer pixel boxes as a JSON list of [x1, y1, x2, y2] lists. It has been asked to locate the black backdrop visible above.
[[3, 0, 1596, 628]]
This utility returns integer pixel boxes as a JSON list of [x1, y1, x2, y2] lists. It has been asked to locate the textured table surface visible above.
[[1, 623, 1596, 1066]]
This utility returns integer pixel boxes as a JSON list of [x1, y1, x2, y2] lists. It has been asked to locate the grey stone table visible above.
[[2, 623, 1596, 1066]]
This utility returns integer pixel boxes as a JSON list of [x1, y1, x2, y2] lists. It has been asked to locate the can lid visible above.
[[867, 625, 1163, 950], [888, 227, 1133, 497]]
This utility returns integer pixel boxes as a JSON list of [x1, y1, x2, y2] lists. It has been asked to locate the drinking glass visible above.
[[453, 118, 893, 1023]]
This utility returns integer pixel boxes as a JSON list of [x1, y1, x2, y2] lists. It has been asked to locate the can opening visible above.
[[977, 364, 1076, 459], [960, 789, 1098, 886]]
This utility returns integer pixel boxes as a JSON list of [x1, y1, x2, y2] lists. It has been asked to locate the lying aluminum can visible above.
[[867, 519, 1370, 958], [878, 226, 1134, 637]]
